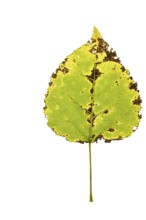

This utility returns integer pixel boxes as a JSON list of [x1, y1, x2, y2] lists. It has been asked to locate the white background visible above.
[[0, 0, 146, 219]]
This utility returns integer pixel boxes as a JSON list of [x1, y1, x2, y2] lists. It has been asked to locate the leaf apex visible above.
[[92, 26, 102, 40]]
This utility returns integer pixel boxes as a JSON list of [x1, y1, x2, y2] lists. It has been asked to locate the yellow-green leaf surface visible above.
[[44, 27, 142, 143]]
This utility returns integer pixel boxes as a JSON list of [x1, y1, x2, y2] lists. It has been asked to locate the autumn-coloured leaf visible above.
[[44, 27, 142, 202]]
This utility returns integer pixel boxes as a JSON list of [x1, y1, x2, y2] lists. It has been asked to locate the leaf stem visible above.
[[89, 142, 93, 202]]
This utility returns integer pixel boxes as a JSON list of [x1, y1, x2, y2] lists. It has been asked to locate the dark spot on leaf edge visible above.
[[129, 82, 139, 92], [133, 96, 142, 105]]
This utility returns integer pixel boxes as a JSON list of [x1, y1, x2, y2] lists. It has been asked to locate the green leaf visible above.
[[44, 27, 142, 143]]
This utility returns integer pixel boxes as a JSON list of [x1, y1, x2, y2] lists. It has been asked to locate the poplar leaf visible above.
[[44, 27, 142, 143], [44, 27, 142, 202]]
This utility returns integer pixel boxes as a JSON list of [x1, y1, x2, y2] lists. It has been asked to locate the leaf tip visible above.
[[92, 26, 102, 40]]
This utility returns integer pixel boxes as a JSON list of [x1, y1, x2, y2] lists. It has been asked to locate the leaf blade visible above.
[[44, 27, 142, 143]]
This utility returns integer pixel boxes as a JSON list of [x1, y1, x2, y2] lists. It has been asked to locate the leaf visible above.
[[44, 27, 142, 202], [44, 27, 142, 143]]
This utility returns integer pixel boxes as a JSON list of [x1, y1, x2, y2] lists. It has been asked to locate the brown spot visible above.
[[62, 67, 69, 73], [90, 88, 93, 93], [45, 92, 49, 98], [94, 134, 103, 142], [96, 134, 103, 140], [89, 45, 97, 53], [87, 118, 91, 124], [108, 128, 114, 132], [62, 58, 68, 65], [91, 38, 96, 43], [94, 38, 121, 64], [86, 68, 102, 83], [96, 54, 99, 59], [133, 96, 142, 105], [115, 81, 118, 85], [98, 134, 103, 139], [95, 38, 121, 63], [104, 110, 109, 114], [91, 113, 96, 127], [129, 82, 138, 91], [78, 140, 84, 144], [86, 112, 96, 127], [56, 68, 61, 72], [116, 136, 123, 140], [85, 107, 92, 114], [49, 82, 53, 86], [138, 114, 142, 119], [121, 66, 126, 71], [105, 139, 111, 143], [43, 105, 47, 110], [96, 61, 102, 65], [96, 38, 109, 53], [52, 72, 57, 78], [94, 68, 102, 78], [103, 49, 121, 63]]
